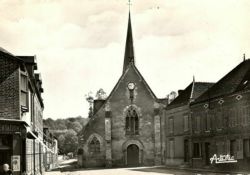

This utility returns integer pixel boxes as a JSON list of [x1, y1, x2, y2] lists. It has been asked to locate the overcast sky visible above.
[[1, 0, 250, 119]]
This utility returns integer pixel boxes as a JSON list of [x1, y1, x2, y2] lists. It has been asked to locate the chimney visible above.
[[178, 90, 184, 95]]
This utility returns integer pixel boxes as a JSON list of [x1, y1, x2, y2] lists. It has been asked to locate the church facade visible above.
[[77, 13, 166, 168]]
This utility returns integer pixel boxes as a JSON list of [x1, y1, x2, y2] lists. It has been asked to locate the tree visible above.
[[85, 91, 94, 118], [55, 119, 67, 130], [67, 121, 82, 133], [167, 91, 177, 104], [63, 129, 78, 154], [95, 88, 107, 100], [43, 118, 55, 128], [58, 134, 66, 154]]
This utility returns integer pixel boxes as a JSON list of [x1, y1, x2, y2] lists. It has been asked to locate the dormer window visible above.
[[204, 104, 209, 109], [218, 99, 224, 105], [236, 95, 242, 101]]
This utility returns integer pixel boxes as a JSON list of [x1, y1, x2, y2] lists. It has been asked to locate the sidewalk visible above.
[[163, 165, 250, 175]]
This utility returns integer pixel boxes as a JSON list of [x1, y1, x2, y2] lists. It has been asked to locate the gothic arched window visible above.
[[125, 107, 139, 135], [89, 137, 100, 154]]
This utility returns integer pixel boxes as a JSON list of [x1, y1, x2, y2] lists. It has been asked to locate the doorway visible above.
[[0, 136, 12, 166], [127, 144, 139, 166], [0, 150, 11, 166], [184, 139, 189, 162], [205, 142, 210, 165]]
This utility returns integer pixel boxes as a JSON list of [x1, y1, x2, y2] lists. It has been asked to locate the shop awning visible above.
[[26, 131, 37, 139]]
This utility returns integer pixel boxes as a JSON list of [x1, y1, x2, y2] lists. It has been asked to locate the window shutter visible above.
[[237, 139, 243, 159], [226, 140, 230, 154], [247, 139, 250, 157]]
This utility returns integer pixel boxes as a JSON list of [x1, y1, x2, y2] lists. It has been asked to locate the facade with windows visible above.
[[78, 12, 166, 168], [164, 81, 214, 166], [190, 59, 250, 171], [0, 49, 45, 175]]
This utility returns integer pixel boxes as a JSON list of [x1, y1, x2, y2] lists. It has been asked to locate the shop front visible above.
[[0, 119, 27, 175]]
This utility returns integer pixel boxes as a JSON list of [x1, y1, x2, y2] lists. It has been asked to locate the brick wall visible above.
[[0, 55, 20, 119]]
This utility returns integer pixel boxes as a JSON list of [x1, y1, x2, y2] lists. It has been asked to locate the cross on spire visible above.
[[127, 0, 132, 11]]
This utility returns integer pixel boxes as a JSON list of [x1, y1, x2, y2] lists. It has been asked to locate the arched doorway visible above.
[[127, 144, 139, 166]]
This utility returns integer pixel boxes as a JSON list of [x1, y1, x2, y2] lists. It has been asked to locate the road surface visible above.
[[45, 159, 248, 175]]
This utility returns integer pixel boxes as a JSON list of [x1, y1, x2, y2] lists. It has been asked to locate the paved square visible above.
[[45, 166, 246, 175]]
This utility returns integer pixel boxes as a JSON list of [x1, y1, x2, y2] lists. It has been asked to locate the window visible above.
[[125, 106, 139, 135], [230, 108, 237, 127], [183, 115, 189, 132], [216, 141, 226, 155], [205, 113, 211, 131], [243, 139, 250, 158], [242, 106, 248, 125], [89, 137, 100, 154], [21, 74, 27, 91], [216, 110, 223, 129], [237, 108, 243, 126], [77, 148, 84, 155], [247, 106, 250, 123], [169, 139, 174, 159], [193, 143, 201, 158], [230, 140, 237, 157], [20, 74, 28, 110], [194, 116, 200, 132], [169, 117, 174, 134]]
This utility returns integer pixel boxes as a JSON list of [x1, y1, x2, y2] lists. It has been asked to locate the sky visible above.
[[0, 0, 250, 119]]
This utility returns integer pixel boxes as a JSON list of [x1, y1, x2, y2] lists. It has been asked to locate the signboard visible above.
[[210, 154, 237, 164], [11, 155, 20, 172], [0, 124, 21, 133]]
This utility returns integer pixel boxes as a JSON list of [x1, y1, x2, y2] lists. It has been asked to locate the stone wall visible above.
[[80, 65, 163, 167], [190, 90, 250, 171], [165, 105, 191, 166], [108, 66, 157, 167]]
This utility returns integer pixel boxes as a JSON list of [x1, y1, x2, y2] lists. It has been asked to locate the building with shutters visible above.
[[164, 80, 214, 167], [0, 48, 45, 175], [78, 12, 166, 168], [190, 59, 250, 171]]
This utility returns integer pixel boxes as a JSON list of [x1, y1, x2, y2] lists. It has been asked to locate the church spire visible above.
[[123, 11, 135, 73]]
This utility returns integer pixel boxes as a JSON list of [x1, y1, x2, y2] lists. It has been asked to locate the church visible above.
[[77, 11, 166, 168]]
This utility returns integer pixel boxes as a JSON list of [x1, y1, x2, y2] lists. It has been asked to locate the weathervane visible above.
[[127, 0, 132, 11]]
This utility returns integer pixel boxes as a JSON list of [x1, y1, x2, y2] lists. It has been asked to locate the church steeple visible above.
[[123, 12, 135, 73]]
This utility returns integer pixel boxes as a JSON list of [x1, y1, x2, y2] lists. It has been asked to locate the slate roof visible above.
[[0, 47, 23, 62], [0, 47, 14, 56], [123, 12, 135, 73], [195, 59, 250, 103], [167, 81, 214, 109]]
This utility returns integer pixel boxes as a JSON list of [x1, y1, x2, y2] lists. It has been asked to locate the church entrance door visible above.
[[127, 144, 139, 166]]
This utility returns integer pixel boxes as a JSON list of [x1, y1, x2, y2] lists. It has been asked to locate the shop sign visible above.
[[11, 155, 20, 172], [0, 124, 21, 133], [210, 154, 237, 164]]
